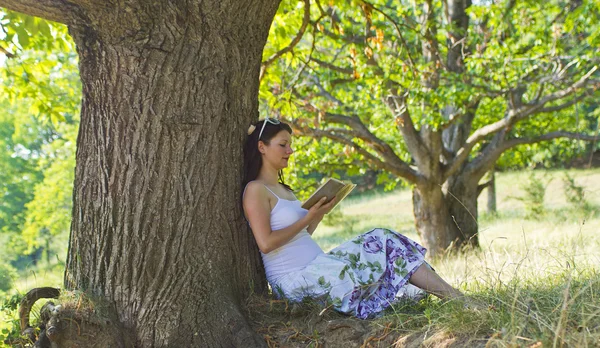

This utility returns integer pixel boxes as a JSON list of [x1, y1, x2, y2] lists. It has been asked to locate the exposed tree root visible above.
[[14, 287, 134, 348]]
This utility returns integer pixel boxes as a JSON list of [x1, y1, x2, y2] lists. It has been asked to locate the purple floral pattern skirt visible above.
[[271, 228, 427, 319]]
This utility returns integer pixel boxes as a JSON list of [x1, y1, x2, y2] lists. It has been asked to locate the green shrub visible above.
[[515, 172, 547, 219], [562, 173, 591, 213], [0, 293, 25, 347], [0, 264, 16, 294], [321, 208, 359, 235]]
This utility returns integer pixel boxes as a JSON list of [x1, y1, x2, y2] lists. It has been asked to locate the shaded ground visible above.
[[245, 295, 488, 348]]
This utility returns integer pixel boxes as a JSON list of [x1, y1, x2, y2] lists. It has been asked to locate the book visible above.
[[301, 178, 357, 210]]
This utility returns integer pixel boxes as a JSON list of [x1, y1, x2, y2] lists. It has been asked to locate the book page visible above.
[[301, 178, 346, 210], [334, 184, 356, 205], [301, 178, 355, 210], [324, 183, 356, 211]]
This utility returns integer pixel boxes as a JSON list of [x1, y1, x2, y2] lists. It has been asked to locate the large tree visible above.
[[261, 0, 600, 256], [0, 0, 282, 346]]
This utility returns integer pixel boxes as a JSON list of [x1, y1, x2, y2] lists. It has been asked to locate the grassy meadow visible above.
[[2, 168, 600, 346], [309, 168, 600, 346]]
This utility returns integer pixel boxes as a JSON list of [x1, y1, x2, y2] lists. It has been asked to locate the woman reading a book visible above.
[[242, 118, 466, 319]]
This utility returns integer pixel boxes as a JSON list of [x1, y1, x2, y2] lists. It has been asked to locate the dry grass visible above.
[[2, 168, 599, 347], [284, 168, 600, 347]]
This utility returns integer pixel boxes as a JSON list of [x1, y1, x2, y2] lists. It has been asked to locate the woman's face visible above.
[[260, 130, 294, 170]]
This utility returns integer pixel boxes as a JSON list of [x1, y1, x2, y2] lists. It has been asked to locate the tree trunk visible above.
[[487, 169, 497, 214], [412, 184, 456, 257], [63, 1, 280, 346], [412, 177, 479, 257], [445, 177, 479, 249]]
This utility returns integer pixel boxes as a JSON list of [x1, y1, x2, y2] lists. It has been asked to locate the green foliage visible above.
[[514, 171, 547, 219], [0, 293, 23, 346], [562, 172, 592, 214], [0, 11, 79, 267], [1, 10, 77, 123], [320, 209, 359, 235], [0, 265, 16, 294], [21, 121, 77, 252], [262, 0, 600, 187]]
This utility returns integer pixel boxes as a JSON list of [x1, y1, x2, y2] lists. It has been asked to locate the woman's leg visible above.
[[408, 263, 463, 300]]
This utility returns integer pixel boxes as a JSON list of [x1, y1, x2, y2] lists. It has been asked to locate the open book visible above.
[[301, 178, 357, 210]]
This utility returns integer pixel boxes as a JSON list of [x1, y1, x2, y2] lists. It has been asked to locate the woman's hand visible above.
[[307, 196, 337, 222]]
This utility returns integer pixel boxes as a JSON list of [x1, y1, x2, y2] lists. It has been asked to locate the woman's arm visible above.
[[243, 183, 331, 253], [306, 196, 337, 235]]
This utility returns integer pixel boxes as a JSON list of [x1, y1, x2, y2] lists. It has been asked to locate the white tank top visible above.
[[245, 183, 324, 284]]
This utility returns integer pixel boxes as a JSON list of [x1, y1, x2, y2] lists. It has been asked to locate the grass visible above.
[[290, 168, 600, 346], [3, 168, 600, 346]]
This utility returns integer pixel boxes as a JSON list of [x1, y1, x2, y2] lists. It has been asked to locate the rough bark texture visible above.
[[412, 184, 456, 256], [412, 175, 479, 256], [445, 176, 479, 249], [0, 0, 283, 346]]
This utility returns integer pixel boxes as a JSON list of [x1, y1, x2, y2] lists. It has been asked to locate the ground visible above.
[[2, 168, 599, 347], [245, 294, 488, 347], [246, 168, 600, 347]]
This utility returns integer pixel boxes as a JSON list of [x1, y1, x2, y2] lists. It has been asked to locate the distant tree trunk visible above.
[[445, 176, 479, 248], [0, 0, 286, 346], [412, 184, 455, 257], [487, 169, 497, 214], [412, 175, 479, 257], [288, 0, 598, 258]]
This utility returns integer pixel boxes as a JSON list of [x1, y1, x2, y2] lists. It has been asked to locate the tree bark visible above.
[[36, 1, 284, 346], [487, 169, 497, 214], [412, 183, 455, 257], [412, 173, 479, 257], [445, 176, 479, 249]]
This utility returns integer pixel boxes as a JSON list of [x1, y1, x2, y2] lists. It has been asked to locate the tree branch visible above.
[[0, 0, 83, 24], [0, 44, 15, 58], [260, 0, 311, 80], [468, 130, 598, 181], [477, 180, 492, 196], [317, 25, 364, 45], [523, 66, 599, 114], [290, 117, 422, 184], [444, 66, 599, 179], [440, 98, 480, 130], [501, 131, 599, 151], [310, 57, 353, 75], [421, 0, 445, 75], [304, 74, 345, 106], [323, 112, 392, 152], [538, 91, 591, 113], [384, 92, 432, 173], [362, 0, 418, 77]]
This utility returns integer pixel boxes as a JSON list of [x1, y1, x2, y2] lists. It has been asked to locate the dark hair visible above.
[[243, 120, 293, 191]]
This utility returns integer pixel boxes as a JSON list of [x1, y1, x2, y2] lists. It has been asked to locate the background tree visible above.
[[0, 10, 79, 269], [0, 0, 282, 346], [260, 0, 600, 256]]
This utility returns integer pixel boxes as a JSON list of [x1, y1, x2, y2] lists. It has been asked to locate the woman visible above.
[[242, 118, 465, 319]]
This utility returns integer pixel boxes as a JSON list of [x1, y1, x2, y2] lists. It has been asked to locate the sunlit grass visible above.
[[313, 168, 600, 346], [314, 168, 600, 252], [2, 168, 599, 346]]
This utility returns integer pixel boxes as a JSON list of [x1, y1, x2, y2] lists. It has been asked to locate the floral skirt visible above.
[[271, 228, 427, 319]]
